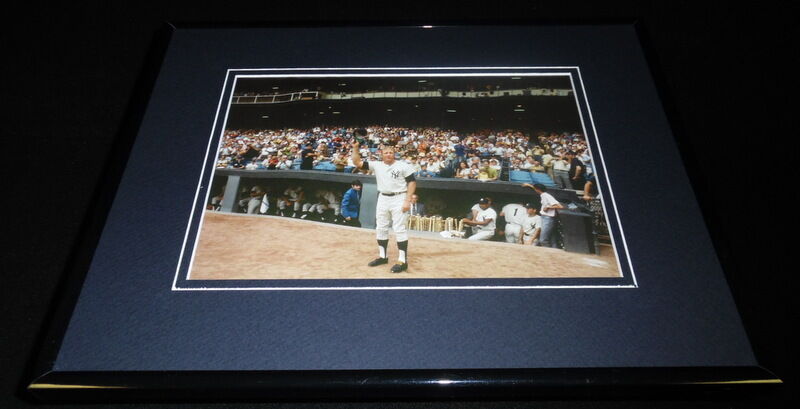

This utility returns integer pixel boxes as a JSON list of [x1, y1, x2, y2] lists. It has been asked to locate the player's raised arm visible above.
[[351, 141, 363, 169]]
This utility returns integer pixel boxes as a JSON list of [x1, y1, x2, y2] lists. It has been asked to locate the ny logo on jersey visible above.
[[390, 170, 401, 179]]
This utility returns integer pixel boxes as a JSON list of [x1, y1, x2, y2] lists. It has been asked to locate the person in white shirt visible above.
[[578, 149, 593, 176], [238, 185, 267, 215], [541, 152, 554, 180], [300, 190, 340, 222], [520, 204, 542, 245], [551, 154, 571, 189], [351, 133, 417, 273], [521, 183, 564, 248], [427, 158, 441, 174], [470, 196, 493, 220], [499, 202, 527, 244], [277, 185, 305, 218], [462, 198, 496, 241], [489, 158, 502, 172], [278, 156, 293, 170], [455, 161, 471, 179]]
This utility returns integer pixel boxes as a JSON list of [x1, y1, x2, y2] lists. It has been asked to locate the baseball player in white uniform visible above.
[[522, 183, 564, 247], [301, 190, 340, 221], [351, 140, 417, 273], [462, 198, 496, 241], [521, 203, 542, 245], [277, 185, 305, 217], [499, 203, 527, 244]]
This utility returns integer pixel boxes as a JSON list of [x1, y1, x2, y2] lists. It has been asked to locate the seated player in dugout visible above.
[[350, 129, 416, 273], [461, 198, 497, 241], [277, 185, 305, 217], [300, 189, 341, 222]]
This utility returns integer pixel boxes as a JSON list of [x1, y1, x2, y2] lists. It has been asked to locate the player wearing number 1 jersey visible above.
[[500, 203, 527, 244]]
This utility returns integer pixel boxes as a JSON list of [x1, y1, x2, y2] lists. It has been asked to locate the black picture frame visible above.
[[25, 23, 782, 402]]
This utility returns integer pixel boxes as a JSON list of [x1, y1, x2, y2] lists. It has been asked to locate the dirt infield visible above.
[[188, 212, 621, 280]]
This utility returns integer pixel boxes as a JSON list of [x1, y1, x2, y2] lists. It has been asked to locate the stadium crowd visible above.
[[216, 126, 595, 191]]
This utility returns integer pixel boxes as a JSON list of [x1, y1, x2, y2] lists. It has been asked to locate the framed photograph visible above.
[[28, 24, 780, 401], [178, 68, 630, 289]]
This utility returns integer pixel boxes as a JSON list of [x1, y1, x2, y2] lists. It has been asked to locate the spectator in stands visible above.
[[469, 163, 480, 179], [521, 183, 564, 248], [230, 155, 245, 169], [469, 156, 481, 169], [215, 127, 593, 186], [341, 180, 362, 227], [300, 144, 316, 170], [407, 156, 422, 173], [477, 161, 499, 181], [257, 144, 271, 160], [551, 154, 571, 189], [416, 164, 436, 178], [520, 156, 535, 171], [466, 143, 479, 157], [567, 150, 586, 190], [489, 158, 502, 172], [438, 157, 455, 178], [316, 142, 329, 160], [461, 198, 496, 241], [541, 150, 555, 180], [426, 156, 441, 174], [582, 173, 600, 201], [454, 141, 466, 159], [529, 159, 545, 173], [578, 148, 593, 176], [278, 155, 292, 170], [242, 144, 261, 161], [333, 153, 347, 172], [267, 154, 280, 170], [456, 161, 470, 179]]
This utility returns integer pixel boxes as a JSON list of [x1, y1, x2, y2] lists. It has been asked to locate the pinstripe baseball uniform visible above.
[[367, 159, 416, 243]]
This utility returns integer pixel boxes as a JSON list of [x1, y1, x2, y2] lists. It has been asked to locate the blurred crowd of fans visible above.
[[216, 126, 596, 192]]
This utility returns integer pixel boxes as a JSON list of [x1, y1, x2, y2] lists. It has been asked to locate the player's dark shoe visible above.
[[390, 263, 408, 273], [367, 258, 388, 267]]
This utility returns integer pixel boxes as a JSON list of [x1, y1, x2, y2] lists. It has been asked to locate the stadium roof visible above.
[[233, 75, 574, 95]]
